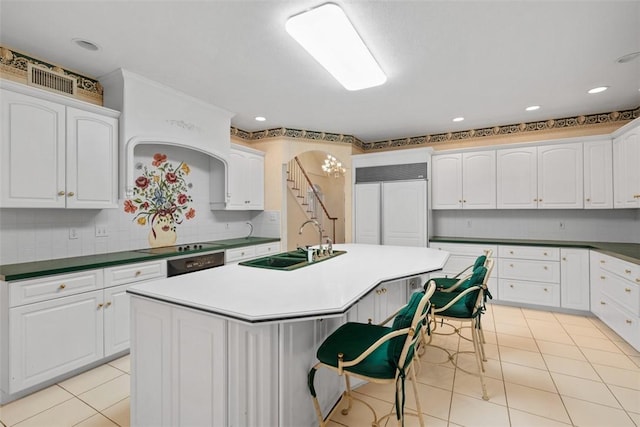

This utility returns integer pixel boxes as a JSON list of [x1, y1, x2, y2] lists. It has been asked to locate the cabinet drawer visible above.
[[255, 242, 281, 256], [498, 279, 560, 307], [498, 245, 559, 261], [595, 253, 640, 282], [430, 242, 497, 257], [499, 259, 559, 283], [596, 272, 640, 316], [104, 260, 167, 287], [9, 270, 103, 308], [226, 246, 257, 263], [596, 293, 640, 351]]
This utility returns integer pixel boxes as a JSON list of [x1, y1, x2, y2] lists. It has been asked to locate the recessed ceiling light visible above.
[[525, 105, 541, 111], [587, 86, 608, 94], [452, 117, 464, 122], [616, 51, 640, 64], [72, 38, 100, 51], [285, 3, 386, 91], [255, 116, 266, 122]]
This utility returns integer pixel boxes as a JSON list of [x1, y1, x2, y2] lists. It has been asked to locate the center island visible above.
[[127, 243, 449, 426]]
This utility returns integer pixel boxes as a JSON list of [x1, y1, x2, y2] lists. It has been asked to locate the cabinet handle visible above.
[[600, 260, 605, 264], [510, 284, 514, 288], [543, 252, 548, 256], [509, 264, 514, 267], [586, 198, 591, 202], [543, 288, 548, 292], [544, 266, 548, 270], [625, 288, 631, 293], [625, 269, 631, 274], [105, 301, 112, 307], [58, 191, 65, 196], [463, 200, 467, 203], [626, 319, 633, 324], [562, 257, 567, 261], [636, 278, 640, 283], [97, 303, 104, 309], [368, 318, 373, 324], [376, 289, 381, 295], [600, 276, 606, 280], [600, 301, 606, 305], [67, 191, 75, 197], [135, 270, 141, 277], [539, 198, 542, 202], [59, 283, 66, 289], [509, 250, 514, 255]]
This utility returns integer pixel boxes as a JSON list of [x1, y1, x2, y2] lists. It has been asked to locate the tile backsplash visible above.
[[0, 146, 280, 265]]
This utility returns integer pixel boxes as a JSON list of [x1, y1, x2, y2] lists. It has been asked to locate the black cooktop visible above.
[[134, 242, 224, 256]]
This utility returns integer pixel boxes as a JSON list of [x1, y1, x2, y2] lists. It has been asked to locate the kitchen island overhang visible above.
[[128, 244, 449, 426], [127, 243, 450, 324]]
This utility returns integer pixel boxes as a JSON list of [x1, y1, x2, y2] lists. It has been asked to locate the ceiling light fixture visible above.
[[255, 116, 266, 122], [285, 3, 386, 91], [616, 51, 640, 64], [72, 38, 100, 51], [525, 105, 540, 111], [322, 154, 346, 178], [452, 117, 464, 122], [587, 86, 608, 94]]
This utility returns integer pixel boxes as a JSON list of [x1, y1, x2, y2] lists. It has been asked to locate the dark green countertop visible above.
[[430, 236, 640, 265], [0, 237, 280, 282]]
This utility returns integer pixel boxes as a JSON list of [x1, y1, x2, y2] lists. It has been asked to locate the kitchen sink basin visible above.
[[239, 250, 346, 271]]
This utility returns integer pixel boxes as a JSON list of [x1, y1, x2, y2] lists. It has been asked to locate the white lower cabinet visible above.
[[560, 248, 590, 310], [9, 290, 104, 393], [347, 280, 408, 324], [1, 260, 166, 402], [226, 242, 281, 263], [590, 251, 640, 350]]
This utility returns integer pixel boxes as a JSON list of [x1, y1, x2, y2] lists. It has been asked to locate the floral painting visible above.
[[124, 153, 195, 247]]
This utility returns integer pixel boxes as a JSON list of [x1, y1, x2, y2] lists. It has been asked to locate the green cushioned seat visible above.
[[430, 265, 487, 317], [430, 255, 487, 290], [316, 322, 395, 379]]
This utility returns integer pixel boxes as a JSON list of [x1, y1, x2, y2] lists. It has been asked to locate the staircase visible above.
[[286, 157, 337, 242]]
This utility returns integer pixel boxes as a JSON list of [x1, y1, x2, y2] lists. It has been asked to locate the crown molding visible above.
[[231, 106, 639, 151]]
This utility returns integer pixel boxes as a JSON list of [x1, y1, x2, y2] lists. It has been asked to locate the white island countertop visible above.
[[127, 244, 449, 323]]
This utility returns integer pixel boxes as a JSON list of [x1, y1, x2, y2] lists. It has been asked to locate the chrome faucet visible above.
[[325, 237, 333, 254], [245, 222, 253, 239], [298, 219, 323, 249]]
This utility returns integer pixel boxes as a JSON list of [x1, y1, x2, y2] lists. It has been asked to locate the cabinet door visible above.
[[226, 150, 246, 209], [382, 180, 426, 247], [9, 291, 104, 393], [560, 248, 590, 310], [613, 125, 640, 208], [66, 107, 118, 209], [377, 280, 408, 322], [583, 139, 613, 209], [462, 151, 496, 209], [246, 153, 265, 209], [354, 183, 381, 244], [0, 89, 66, 208], [497, 147, 537, 208], [537, 143, 583, 209], [103, 284, 132, 356], [432, 154, 462, 209]]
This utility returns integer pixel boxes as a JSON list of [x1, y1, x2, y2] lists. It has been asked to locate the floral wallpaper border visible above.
[[231, 106, 639, 151]]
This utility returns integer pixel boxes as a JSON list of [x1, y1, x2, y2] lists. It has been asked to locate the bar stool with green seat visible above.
[[431, 249, 493, 291], [308, 281, 437, 427], [424, 260, 494, 400]]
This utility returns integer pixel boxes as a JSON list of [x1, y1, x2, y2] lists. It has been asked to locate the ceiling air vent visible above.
[[27, 63, 76, 96]]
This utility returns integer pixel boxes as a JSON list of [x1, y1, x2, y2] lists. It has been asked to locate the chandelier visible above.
[[322, 154, 346, 178]]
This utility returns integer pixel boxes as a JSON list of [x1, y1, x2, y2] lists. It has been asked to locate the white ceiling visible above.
[[1, 0, 639, 143]]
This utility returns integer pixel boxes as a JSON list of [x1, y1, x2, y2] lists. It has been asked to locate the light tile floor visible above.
[[1, 304, 639, 426]]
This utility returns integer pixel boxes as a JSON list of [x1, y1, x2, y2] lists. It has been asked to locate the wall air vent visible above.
[[27, 63, 76, 96]]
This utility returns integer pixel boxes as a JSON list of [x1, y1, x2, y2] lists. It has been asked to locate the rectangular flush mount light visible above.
[[285, 3, 386, 91]]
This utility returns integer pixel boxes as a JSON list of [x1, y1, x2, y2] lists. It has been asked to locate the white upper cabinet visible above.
[[537, 142, 583, 209], [497, 147, 538, 209], [0, 86, 119, 209], [432, 151, 496, 209], [613, 118, 640, 208], [497, 143, 583, 209], [354, 183, 381, 244], [211, 144, 264, 210], [583, 139, 613, 209]]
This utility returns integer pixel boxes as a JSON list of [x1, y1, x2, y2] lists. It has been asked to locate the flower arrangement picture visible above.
[[124, 153, 195, 247]]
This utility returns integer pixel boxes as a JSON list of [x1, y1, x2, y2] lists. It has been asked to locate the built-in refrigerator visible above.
[[354, 163, 428, 247]]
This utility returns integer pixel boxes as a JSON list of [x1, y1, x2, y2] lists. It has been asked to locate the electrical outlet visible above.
[[225, 223, 230, 230], [95, 225, 109, 237], [559, 221, 566, 230], [466, 220, 472, 228], [69, 228, 79, 239]]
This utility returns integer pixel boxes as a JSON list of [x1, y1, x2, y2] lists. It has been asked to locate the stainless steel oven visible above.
[[134, 243, 225, 277]]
